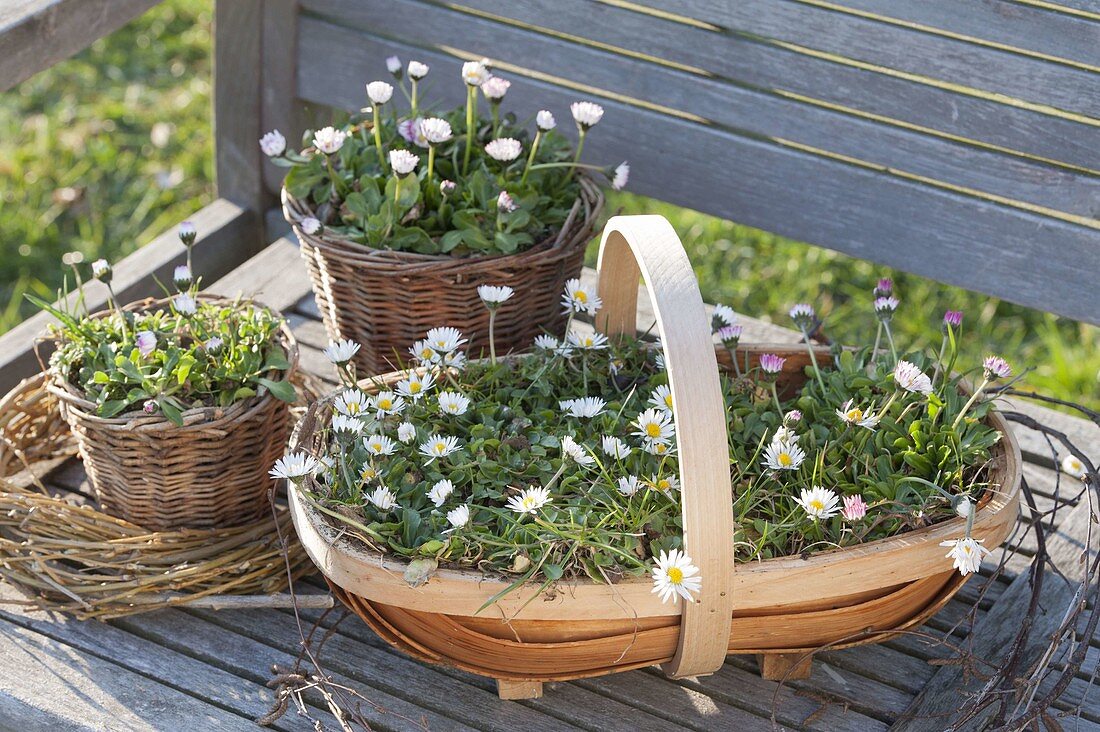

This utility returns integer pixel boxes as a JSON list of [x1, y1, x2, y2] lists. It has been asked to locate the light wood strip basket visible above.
[[289, 216, 1021, 699], [46, 295, 298, 530], [282, 175, 604, 375]]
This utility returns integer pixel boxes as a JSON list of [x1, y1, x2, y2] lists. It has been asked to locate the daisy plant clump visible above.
[[266, 55, 628, 256], [31, 223, 297, 425], [283, 281, 1010, 606]]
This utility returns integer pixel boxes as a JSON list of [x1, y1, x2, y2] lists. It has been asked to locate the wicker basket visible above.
[[282, 175, 604, 375], [288, 217, 1022, 699], [45, 296, 298, 531]]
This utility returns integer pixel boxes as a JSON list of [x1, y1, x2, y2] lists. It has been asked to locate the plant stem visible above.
[[372, 104, 387, 174], [933, 333, 948, 386], [520, 130, 542, 186], [800, 326, 827, 393], [951, 377, 989, 432], [426, 144, 436, 185], [463, 85, 476, 175], [884, 321, 898, 364], [572, 130, 587, 178], [410, 79, 419, 118], [871, 322, 882, 363], [726, 346, 742, 378], [491, 102, 500, 136], [769, 381, 783, 415], [488, 310, 497, 365]]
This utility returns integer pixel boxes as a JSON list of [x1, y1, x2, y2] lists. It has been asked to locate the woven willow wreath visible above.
[[0, 372, 320, 620]]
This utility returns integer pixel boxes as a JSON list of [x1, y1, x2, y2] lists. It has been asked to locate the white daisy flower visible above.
[[655, 352, 665, 370], [397, 421, 417, 443], [135, 330, 157, 357], [496, 190, 517, 213], [648, 385, 673, 414], [485, 138, 522, 162], [771, 426, 799, 446], [331, 415, 366, 436], [893, 360, 933, 395], [389, 149, 419, 176], [651, 549, 701, 605], [359, 464, 380, 483], [835, 399, 880, 430], [983, 355, 1012, 380], [940, 537, 990, 575], [312, 126, 346, 155], [601, 435, 631, 459], [642, 438, 675, 457], [91, 258, 111, 279], [477, 284, 514, 307], [762, 440, 806, 471], [633, 408, 675, 443], [561, 278, 602, 315], [443, 350, 468, 371], [419, 117, 452, 144], [570, 101, 604, 129], [259, 129, 286, 157], [420, 434, 461, 462], [480, 76, 510, 100], [445, 504, 470, 532], [323, 339, 361, 365], [712, 304, 737, 330], [566, 331, 609, 350], [367, 485, 399, 511], [409, 339, 440, 365], [650, 475, 680, 494], [366, 80, 394, 105], [173, 293, 197, 315], [561, 435, 595, 465], [425, 326, 466, 354], [363, 433, 397, 456], [795, 486, 841, 520], [536, 110, 556, 131], [427, 479, 455, 507], [407, 60, 429, 80], [461, 59, 490, 86], [386, 55, 402, 74], [269, 452, 321, 482], [334, 389, 370, 417], [560, 396, 606, 419], [372, 391, 406, 416], [612, 161, 629, 190], [437, 390, 471, 416], [396, 370, 436, 401], [506, 486, 551, 515], [616, 475, 642, 496], [300, 216, 322, 235], [1062, 454, 1087, 480], [533, 334, 559, 351]]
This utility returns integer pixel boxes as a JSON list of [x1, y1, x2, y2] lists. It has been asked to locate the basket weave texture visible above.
[[44, 296, 298, 530], [283, 176, 604, 375]]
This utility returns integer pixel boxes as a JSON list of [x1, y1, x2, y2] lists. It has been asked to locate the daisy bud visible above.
[[259, 129, 286, 157], [389, 149, 419, 176], [173, 264, 192, 290], [366, 81, 394, 105], [536, 110, 556, 131], [874, 296, 900, 322], [954, 496, 972, 519], [570, 101, 604, 130], [397, 421, 417, 443], [300, 216, 322, 235], [784, 409, 802, 424], [91, 258, 112, 282], [716, 324, 742, 348], [982, 355, 1012, 380], [385, 55, 402, 77], [440, 179, 456, 197], [893, 360, 933, 395], [943, 310, 963, 331], [1061, 454, 1087, 480], [173, 293, 197, 316], [407, 60, 429, 80], [841, 494, 868, 521], [711, 304, 737, 330], [485, 138, 522, 162], [312, 126, 347, 155], [419, 118, 453, 145], [398, 117, 427, 147], [178, 220, 197, 246], [497, 190, 517, 213], [480, 76, 510, 101], [143, 399, 158, 414], [788, 303, 815, 330], [204, 336, 224, 354], [873, 277, 893, 298], [611, 161, 629, 190], [135, 330, 157, 357], [759, 353, 786, 375], [461, 59, 490, 86]]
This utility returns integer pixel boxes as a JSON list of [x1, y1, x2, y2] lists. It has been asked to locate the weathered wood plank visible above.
[[0, 0, 158, 93], [901, 498, 1099, 730], [367, 0, 1100, 173], [0, 198, 256, 395], [0, 618, 260, 731], [297, 23, 1100, 324], [633, 0, 1100, 120], [207, 236, 312, 312], [305, 0, 1100, 218], [260, 0, 308, 197], [214, 0, 267, 252]]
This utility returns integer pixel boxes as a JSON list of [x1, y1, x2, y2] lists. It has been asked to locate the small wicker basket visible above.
[[44, 296, 298, 530], [282, 175, 604, 375]]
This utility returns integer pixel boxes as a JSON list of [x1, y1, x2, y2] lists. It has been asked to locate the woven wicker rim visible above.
[[282, 173, 604, 272], [42, 294, 299, 433]]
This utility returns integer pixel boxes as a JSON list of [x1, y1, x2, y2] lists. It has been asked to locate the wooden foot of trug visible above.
[[496, 679, 543, 700], [758, 653, 813, 680]]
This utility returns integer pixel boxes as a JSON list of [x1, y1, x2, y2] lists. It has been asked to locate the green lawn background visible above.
[[2, 0, 1096, 407]]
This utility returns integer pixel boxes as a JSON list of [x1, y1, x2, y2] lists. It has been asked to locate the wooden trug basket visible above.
[[282, 175, 604, 376], [289, 216, 1021, 699], [47, 296, 298, 531]]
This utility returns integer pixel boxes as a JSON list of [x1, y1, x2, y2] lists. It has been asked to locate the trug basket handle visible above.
[[594, 215, 734, 678]]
